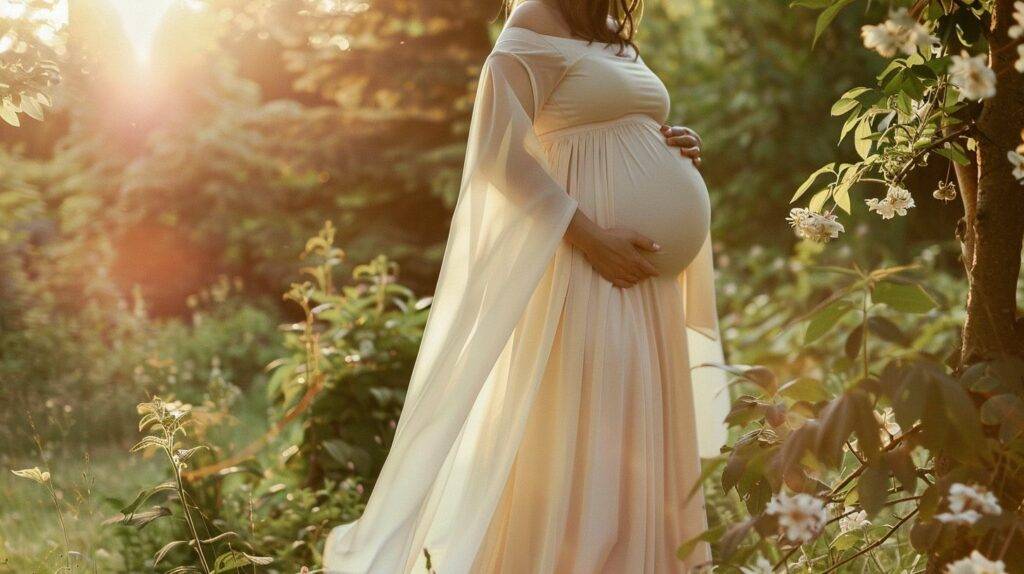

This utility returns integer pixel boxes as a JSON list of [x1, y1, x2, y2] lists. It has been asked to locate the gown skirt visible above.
[[469, 114, 713, 573]]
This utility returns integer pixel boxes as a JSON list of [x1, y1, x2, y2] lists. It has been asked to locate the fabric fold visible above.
[[324, 31, 578, 574]]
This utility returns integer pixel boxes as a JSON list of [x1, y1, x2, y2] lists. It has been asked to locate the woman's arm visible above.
[[564, 210, 661, 289]]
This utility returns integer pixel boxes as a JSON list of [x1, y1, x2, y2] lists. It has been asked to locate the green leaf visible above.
[[130, 435, 166, 453], [153, 540, 189, 566], [778, 378, 830, 403], [883, 447, 918, 492], [851, 389, 881, 458], [839, 110, 863, 143], [791, 163, 835, 203], [790, 0, 834, 8], [212, 551, 273, 573], [812, 0, 857, 47], [854, 118, 873, 160], [934, 144, 971, 166], [166, 567, 203, 574], [10, 467, 49, 485], [866, 316, 910, 346], [833, 181, 852, 214], [119, 481, 176, 517], [815, 393, 855, 466], [844, 324, 864, 360], [935, 367, 987, 460], [839, 86, 874, 100], [831, 98, 860, 116], [809, 188, 830, 212], [980, 394, 1024, 443], [698, 364, 777, 394], [805, 300, 853, 344], [872, 282, 936, 314], [677, 525, 725, 560], [105, 505, 172, 529], [858, 463, 889, 517], [832, 529, 862, 551], [18, 95, 43, 121], [779, 421, 818, 474], [902, 75, 926, 100], [0, 101, 20, 127]]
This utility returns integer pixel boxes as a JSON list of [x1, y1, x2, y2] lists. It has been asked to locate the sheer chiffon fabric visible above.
[[323, 27, 728, 574]]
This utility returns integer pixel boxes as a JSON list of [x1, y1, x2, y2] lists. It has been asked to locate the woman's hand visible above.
[[564, 210, 661, 289], [660, 124, 703, 168]]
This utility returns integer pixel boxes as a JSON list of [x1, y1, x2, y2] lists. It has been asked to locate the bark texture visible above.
[[961, 0, 1024, 363]]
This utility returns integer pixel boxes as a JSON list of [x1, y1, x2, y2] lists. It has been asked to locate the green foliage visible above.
[[690, 245, 1024, 570], [110, 398, 273, 573], [643, 0, 885, 251], [270, 222, 429, 490], [787, 0, 1003, 238], [0, 0, 63, 126]]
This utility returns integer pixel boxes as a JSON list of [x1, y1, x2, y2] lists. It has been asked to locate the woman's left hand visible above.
[[660, 124, 703, 168]]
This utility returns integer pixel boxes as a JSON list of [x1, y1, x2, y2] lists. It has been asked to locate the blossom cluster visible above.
[[865, 186, 915, 219], [936, 483, 1003, 526], [765, 492, 828, 543], [861, 8, 937, 57], [786, 208, 844, 243], [946, 550, 1007, 574]]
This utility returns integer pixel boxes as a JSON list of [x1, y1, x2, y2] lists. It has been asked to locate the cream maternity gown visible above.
[[323, 26, 730, 574]]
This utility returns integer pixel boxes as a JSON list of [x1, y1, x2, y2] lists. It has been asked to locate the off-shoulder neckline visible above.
[[504, 26, 598, 44], [503, 26, 639, 58]]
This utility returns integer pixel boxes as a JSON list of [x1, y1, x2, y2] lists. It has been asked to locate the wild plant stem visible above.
[[29, 420, 72, 573], [44, 480, 72, 573], [163, 427, 212, 574]]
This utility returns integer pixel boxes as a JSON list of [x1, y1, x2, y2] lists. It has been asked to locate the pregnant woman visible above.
[[324, 1, 729, 572]]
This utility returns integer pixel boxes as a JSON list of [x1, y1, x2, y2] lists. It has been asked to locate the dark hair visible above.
[[504, 0, 642, 56]]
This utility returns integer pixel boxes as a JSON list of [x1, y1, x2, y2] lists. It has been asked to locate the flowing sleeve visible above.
[[401, 37, 578, 402], [683, 233, 731, 457], [323, 31, 578, 574]]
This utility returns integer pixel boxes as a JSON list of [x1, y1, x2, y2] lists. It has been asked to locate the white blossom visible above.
[[766, 492, 828, 543], [950, 51, 997, 101], [876, 407, 902, 440], [933, 181, 957, 202], [861, 9, 937, 57], [839, 509, 871, 533], [946, 551, 1007, 574], [889, 8, 939, 55], [787, 208, 845, 243], [936, 483, 1002, 525], [866, 186, 915, 219], [740, 556, 774, 574], [1010, 1, 1024, 40], [1009, 150, 1024, 184], [1016, 44, 1024, 74], [861, 21, 903, 57], [865, 197, 896, 219], [888, 187, 915, 213]]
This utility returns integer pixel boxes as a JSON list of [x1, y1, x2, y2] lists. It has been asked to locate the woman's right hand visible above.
[[564, 209, 661, 288]]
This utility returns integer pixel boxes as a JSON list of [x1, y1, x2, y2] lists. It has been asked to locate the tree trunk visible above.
[[934, 2, 1024, 570], [960, 0, 1024, 363]]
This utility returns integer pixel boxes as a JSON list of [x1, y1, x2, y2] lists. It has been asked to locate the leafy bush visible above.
[[690, 240, 1024, 571], [268, 222, 429, 490]]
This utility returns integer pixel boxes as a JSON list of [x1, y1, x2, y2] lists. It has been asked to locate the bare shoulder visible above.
[[506, 1, 572, 37]]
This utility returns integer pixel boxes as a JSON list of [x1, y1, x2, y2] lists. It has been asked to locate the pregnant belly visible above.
[[610, 129, 711, 275]]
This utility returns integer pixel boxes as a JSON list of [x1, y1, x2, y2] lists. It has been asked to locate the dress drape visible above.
[[324, 26, 729, 574]]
